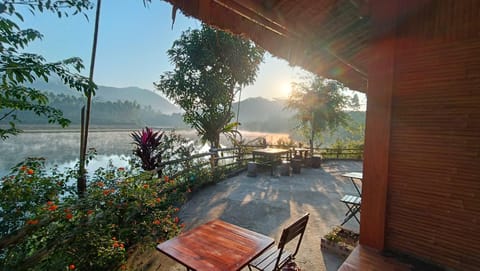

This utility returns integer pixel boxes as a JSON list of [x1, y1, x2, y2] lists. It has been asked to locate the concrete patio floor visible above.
[[135, 160, 362, 271]]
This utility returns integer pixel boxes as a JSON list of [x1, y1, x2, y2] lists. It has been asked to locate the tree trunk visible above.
[[310, 115, 315, 157]]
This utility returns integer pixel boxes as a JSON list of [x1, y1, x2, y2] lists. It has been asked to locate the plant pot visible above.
[[320, 227, 359, 258], [291, 159, 302, 174], [311, 156, 322, 168], [320, 238, 355, 258]]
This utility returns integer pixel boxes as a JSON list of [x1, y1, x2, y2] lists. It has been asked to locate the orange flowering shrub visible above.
[[0, 158, 188, 271]]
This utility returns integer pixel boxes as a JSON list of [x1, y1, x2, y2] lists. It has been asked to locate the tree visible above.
[[155, 25, 264, 148], [0, 0, 95, 139], [286, 76, 351, 154]]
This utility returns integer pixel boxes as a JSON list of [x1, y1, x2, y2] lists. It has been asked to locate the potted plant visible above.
[[320, 226, 359, 258]]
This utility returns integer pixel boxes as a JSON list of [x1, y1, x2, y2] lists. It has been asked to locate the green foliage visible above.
[[286, 76, 351, 150], [156, 24, 264, 148], [131, 127, 165, 171], [10, 92, 187, 127], [0, 158, 188, 271], [324, 226, 359, 246], [0, 0, 95, 139]]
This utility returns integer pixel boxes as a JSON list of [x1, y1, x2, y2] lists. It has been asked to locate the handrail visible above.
[[154, 145, 363, 177]]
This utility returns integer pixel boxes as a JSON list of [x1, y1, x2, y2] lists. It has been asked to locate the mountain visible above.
[[233, 97, 294, 122], [31, 80, 181, 115], [232, 97, 296, 132]]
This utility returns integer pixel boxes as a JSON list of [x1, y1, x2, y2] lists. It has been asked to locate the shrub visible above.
[[0, 158, 187, 271]]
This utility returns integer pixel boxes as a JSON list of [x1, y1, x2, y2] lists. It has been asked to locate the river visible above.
[[0, 129, 291, 177]]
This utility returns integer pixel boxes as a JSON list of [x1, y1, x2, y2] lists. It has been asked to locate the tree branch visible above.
[[0, 109, 16, 121]]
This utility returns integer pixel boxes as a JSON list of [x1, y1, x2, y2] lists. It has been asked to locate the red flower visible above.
[[164, 176, 169, 182], [66, 213, 73, 220], [153, 219, 161, 225], [113, 241, 120, 248], [155, 197, 162, 203], [174, 217, 179, 224], [47, 201, 54, 206], [143, 184, 149, 189], [20, 165, 27, 171], [97, 181, 105, 187], [118, 167, 125, 171], [69, 264, 75, 270], [27, 169, 34, 175], [27, 219, 39, 225], [103, 190, 110, 196], [87, 210, 94, 215], [48, 205, 58, 211]]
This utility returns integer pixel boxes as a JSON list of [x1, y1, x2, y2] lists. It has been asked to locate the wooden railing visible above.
[[156, 145, 363, 178], [319, 148, 363, 160]]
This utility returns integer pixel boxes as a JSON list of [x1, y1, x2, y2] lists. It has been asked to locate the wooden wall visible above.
[[385, 1, 480, 270]]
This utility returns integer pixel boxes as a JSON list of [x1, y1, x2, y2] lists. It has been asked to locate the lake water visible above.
[[0, 129, 291, 177]]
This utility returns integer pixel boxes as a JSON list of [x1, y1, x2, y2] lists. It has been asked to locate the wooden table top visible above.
[[252, 148, 290, 155], [156, 219, 274, 271], [342, 172, 363, 180]]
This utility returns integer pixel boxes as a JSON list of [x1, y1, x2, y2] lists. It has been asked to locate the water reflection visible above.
[[1, 131, 133, 175], [0, 129, 290, 176]]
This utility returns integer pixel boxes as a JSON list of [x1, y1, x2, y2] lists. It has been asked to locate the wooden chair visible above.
[[248, 213, 310, 271]]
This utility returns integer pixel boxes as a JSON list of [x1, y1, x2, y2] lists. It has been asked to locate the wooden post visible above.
[[360, 0, 398, 250]]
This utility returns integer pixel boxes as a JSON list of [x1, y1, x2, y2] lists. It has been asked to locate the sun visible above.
[[279, 81, 292, 98]]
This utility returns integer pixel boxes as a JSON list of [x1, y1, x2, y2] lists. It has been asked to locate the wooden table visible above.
[[342, 172, 363, 196], [252, 148, 291, 175], [156, 219, 274, 271]]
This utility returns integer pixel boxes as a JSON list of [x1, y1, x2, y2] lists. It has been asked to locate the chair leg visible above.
[[341, 204, 360, 225]]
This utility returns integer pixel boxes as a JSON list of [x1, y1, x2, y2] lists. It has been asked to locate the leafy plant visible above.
[[155, 24, 264, 148], [286, 76, 352, 154], [131, 127, 164, 171], [0, 0, 96, 139], [0, 158, 187, 270], [324, 226, 359, 247]]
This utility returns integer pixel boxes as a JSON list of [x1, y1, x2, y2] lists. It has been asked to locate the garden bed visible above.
[[321, 226, 359, 258]]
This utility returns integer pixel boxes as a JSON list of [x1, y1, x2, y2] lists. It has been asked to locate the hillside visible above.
[[233, 97, 294, 122], [31, 80, 181, 115], [232, 97, 296, 132], [233, 97, 366, 145]]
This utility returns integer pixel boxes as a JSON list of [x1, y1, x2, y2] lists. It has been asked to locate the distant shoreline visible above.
[[16, 125, 180, 133]]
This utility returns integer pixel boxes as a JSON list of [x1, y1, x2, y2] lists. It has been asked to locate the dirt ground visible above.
[[128, 160, 362, 271]]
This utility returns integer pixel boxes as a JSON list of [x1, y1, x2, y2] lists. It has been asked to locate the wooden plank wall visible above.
[[386, 1, 480, 270]]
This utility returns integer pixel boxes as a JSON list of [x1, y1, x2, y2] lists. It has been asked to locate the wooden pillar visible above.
[[360, 0, 398, 250]]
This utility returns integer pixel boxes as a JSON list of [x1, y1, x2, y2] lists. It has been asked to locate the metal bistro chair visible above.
[[248, 213, 310, 271], [340, 194, 361, 225]]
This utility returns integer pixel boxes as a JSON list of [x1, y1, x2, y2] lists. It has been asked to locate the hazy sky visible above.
[[19, 0, 364, 104]]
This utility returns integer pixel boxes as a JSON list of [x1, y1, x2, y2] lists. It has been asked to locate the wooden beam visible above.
[[360, 0, 398, 250], [165, 0, 368, 91]]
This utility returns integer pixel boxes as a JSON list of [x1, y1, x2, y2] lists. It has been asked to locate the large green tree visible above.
[[286, 76, 351, 153], [0, 0, 95, 139], [155, 25, 264, 148]]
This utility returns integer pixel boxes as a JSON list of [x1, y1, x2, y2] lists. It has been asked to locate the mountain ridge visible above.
[[31, 80, 182, 115]]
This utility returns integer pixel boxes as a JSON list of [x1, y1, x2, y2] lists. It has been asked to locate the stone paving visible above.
[[131, 160, 363, 271]]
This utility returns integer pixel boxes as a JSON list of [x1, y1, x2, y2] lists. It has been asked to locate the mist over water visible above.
[[0, 130, 291, 176], [0, 131, 133, 176]]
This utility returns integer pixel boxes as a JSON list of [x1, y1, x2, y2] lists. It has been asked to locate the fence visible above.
[[155, 145, 363, 178]]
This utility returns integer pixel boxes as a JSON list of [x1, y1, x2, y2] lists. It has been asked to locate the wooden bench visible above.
[[339, 245, 412, 271]]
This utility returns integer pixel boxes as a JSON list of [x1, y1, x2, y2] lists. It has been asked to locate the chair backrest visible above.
[[275, 213, 310, 269]]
